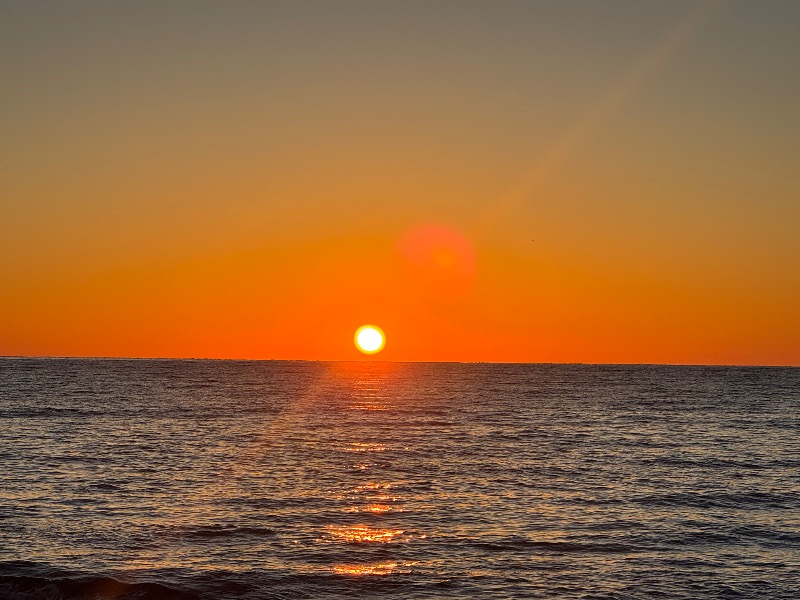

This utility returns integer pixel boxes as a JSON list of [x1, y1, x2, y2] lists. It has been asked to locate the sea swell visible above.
[[2, 360, 799, 599], [0, 570, 192, 600]]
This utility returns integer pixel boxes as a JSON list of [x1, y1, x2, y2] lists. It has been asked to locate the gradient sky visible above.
[[2, 0, 799, 364]]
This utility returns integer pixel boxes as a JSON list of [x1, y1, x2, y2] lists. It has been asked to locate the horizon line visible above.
[[1, 355, 797, 369]]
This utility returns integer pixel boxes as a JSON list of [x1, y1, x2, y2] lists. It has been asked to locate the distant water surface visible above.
[[1, 359, 799, 599]]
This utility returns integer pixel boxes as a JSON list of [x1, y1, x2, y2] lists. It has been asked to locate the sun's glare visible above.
[[354, 325, 385, 355]]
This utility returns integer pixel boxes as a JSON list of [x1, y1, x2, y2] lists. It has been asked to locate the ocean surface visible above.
[[1, 359, 799, 599]]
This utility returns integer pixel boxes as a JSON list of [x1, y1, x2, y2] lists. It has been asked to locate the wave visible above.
[[470, 536, 637, 554], [631, 490, 800, 509], [178, 524, 277, 539], [0, 575, 193, 600]]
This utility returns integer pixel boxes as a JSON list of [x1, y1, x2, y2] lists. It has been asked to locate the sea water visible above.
[[1, 358, 799, 599]]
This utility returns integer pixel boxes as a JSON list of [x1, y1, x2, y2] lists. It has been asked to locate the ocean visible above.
[[1, 358, 798, 599]]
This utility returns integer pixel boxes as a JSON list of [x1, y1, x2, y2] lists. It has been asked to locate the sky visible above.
[[2, 0, 799, 364]]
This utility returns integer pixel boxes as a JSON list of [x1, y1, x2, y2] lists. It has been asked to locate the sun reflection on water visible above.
[[345, 503, 396, 513], [332, 561, 416, 576], [331, 562, 417, 577], [318, 363, 424, 574], [333, 562, 398, 576], [322, 525, 407, 544], [347, 442, 387, 453], [348, 374, 390, 410]]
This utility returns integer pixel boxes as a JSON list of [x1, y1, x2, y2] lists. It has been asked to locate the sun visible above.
[[354, 325, 385, 355]]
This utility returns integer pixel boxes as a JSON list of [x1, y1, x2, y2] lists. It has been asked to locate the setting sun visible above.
[[354, 325, 385, 355]]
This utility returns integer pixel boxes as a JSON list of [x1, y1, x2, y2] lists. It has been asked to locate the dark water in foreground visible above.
[[1, 359, 799, 599]]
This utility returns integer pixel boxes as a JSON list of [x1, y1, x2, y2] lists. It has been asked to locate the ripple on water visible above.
[[1, 359, 799, 598]]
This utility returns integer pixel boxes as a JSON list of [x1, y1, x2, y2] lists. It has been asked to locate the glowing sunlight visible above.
[[354, 325, 385, 355]]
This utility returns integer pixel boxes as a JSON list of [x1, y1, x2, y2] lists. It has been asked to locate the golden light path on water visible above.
[[307, 362, 430, 577], [328, 364, 410, 576], [333, 562, 416, 576]]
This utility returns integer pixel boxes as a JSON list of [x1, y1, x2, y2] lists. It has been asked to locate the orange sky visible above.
[[2, 1, 799, 364]]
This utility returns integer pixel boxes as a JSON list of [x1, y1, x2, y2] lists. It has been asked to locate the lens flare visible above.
[[354, 325, 385, 355], [398, 224, 476, 298]]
